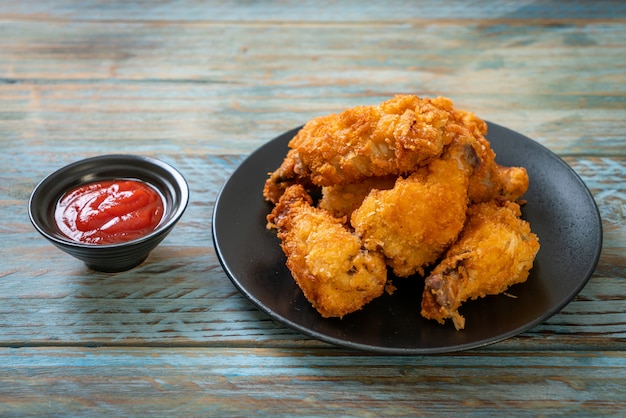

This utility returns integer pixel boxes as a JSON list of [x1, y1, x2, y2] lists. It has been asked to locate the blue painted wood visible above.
[[2, 0, 625, 21], [1, 347, 625, 416], [0, 0, 624, 415]]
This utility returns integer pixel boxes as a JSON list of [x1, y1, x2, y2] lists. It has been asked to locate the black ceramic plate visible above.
[[212, 123, 602, 354]]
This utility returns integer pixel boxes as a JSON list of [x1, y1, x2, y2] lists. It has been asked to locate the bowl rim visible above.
[[28, 153, 189, 249]]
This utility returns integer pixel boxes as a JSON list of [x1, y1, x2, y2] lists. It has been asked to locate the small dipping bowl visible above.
[[29, 154, 189, 272]]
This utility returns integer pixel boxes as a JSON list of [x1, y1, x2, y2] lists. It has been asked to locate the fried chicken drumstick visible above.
[[268, 184, 388, 318], [421, 200, 540, 330]]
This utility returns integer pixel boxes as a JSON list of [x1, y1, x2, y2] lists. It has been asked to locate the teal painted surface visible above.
[[2, 348, 626, 416]]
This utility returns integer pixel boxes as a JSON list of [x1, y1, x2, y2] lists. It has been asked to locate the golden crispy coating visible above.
[[421, 200, 540, 330], [452, 108, 488, 139], [351, 157, 469, 277], [268, 185, 388, 318], [318, 176, 396, 220], [493, 165, 530, 202], [291, 95, 454, 184]]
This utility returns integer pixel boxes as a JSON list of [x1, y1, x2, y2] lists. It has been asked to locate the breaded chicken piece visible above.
[[351, 157, 469, 277], [267, 185, 388, 318], [421, 200, 540, 330], [318, 176, 396, 220], [263, 95, 459, 203], [464, 134, 529, 203]]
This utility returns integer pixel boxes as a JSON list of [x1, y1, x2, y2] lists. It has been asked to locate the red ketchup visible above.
[[55, 179, 165, 244]]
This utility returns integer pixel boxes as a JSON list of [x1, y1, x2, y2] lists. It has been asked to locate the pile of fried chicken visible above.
[[263, 95, 539, 330]]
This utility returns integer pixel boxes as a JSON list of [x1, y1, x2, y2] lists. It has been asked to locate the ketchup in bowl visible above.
[[55, 179, 165, 245]]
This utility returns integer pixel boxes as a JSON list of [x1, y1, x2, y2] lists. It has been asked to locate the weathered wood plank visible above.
[[3, 0, 626, 22], [1, 347, 625, 416], [1, 270, 622, 350], [1, 81, 624, 157], [1, 18, 624, 155]]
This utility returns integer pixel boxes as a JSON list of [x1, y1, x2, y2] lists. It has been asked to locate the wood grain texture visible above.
[[2, 0, 626, 21], [0, 0, 624, 415], [1, 15, 624, 156], [1, 347, 625, 416]]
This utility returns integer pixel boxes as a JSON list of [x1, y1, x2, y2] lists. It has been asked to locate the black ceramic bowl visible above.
[[29, 154, 189, 272]]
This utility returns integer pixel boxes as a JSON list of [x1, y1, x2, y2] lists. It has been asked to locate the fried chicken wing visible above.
[[268, 184, 388, 318], [351, 157, 469, 277], [263, 95, 461, 203], [421, 200, 540, 330]]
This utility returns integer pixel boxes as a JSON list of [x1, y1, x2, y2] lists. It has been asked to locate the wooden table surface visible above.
[[1, 1, 625, 415]]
